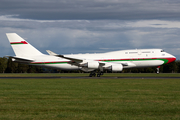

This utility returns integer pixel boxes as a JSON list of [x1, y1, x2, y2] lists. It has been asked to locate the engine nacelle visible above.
[[111, 64, 123, 72], [104, 63, 123, 72], [87, 62, 99, 69]]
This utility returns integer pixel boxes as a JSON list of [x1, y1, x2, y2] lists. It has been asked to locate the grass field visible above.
[[0, 73, 180, 120], [0, 73, 180, 77]]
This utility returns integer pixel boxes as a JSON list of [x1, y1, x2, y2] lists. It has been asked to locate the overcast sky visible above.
[[1, 0, 180, 59]]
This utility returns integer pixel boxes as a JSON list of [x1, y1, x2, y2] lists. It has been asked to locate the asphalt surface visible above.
[[0, 76, 180, 79]]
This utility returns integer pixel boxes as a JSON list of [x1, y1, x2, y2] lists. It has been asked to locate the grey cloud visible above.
[[1, 19, 178, 55], [1, 0, 180, 20], [1, 0, 180, 59]]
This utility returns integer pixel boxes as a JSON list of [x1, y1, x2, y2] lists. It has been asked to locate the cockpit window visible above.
[[161, 49, 165, 52]]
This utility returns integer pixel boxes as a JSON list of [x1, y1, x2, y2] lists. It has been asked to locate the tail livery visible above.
[[6, 33, 43, 57]]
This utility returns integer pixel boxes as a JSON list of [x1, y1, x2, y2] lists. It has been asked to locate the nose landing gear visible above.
[[156, 66, 160, 74]]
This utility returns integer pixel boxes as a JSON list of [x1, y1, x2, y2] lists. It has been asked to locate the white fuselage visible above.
[[6, 33, 176, 74], [29, 49, 176, 70]]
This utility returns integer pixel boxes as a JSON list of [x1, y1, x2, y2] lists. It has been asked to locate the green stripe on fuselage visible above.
[[101, 58, 168, 64], [30, 58, 169, 65]]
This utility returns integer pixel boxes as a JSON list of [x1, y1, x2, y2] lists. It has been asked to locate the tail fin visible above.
[[6, 33, 43, 57]]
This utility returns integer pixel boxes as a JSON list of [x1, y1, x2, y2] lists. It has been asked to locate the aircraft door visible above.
[[138, 50, 141, 55]]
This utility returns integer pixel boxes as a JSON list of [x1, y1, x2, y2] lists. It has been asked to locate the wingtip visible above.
[[46, 50, 58, 56]]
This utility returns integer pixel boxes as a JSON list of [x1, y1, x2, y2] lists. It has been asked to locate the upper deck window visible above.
[[129, 52, 138, 54], [142, 51, 151, 53]]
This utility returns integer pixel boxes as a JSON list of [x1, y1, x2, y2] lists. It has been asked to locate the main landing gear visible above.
[[89, 71, 104, 77], [89, 72, 96, 77]]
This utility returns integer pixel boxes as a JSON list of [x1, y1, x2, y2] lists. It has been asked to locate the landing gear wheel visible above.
[[93, 73, 96, 77], [100, 72, 104, 75], [97, 72, 103, 77], [89, 74, 93, 77], [89, 72, 96, 77], [89, 71, 103, 77], [89, 73, 92, 77], [97, 74, 101, 77], [156, 68, 159, 74]]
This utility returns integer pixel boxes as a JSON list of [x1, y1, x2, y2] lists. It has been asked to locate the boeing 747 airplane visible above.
[[6, 33, 176, 77]]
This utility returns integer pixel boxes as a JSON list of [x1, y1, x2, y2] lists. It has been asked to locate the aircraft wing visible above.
[[46, 50, 136, 69], [46, 50, 83, 63], [56, 54, 83, 63], [46, 50, 136, 67]]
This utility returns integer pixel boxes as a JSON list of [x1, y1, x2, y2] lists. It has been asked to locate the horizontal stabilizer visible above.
[[5, 56, 34, 62]]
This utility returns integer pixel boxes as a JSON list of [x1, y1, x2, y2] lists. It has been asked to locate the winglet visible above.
[[46, 50, 65, 57]]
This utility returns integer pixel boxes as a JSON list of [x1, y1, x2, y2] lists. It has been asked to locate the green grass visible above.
[[0, 73, 180, 77], [0, 74, 180, 119]]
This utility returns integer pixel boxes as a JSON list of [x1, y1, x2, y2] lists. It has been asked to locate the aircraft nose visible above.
[[166, 55, 176, 64], [171, 57, 176, 62]]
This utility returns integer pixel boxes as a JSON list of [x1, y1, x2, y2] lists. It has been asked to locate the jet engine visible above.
[[80, 61, 99, 69], [104, 63, 123, 72], [111, 64, 123, 72], [87, 61, 99, 69]]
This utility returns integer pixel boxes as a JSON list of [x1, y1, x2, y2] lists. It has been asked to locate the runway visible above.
[[0, 76, 180, 79]]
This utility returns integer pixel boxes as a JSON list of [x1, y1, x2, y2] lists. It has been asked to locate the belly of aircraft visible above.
[[132, 60, 164, 67]]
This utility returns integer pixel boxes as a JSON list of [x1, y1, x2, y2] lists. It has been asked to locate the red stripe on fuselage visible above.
[[30, 57, 176, 65], [97, 57, 176, 63], [165, 57, 176, 64]]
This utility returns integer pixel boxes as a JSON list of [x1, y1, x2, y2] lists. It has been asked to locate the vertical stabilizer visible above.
[[6, 33, 43, 57]]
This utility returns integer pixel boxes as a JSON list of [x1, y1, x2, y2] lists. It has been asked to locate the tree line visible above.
[[0, 57, 179, 73]]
